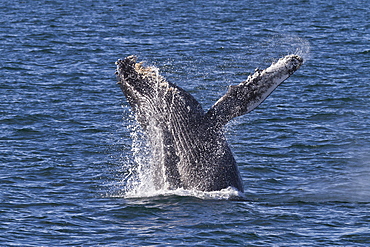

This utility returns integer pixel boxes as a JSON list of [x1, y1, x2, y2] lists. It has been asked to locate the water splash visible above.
[[291, 36, 311, 62], [115, 110, 246, 200], [123, 186, 245, 201], [259, 33, 311, 64], [123, 122, 153, 194]]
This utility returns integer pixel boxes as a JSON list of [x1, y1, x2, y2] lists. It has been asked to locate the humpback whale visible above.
[[116, 54, 303, 192]]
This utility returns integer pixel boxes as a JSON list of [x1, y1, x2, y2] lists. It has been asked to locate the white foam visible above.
[[122, 186, 245, 200]]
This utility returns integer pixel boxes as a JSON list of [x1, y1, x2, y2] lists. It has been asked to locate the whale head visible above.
[[115, 55, 204, 130], [115, 55, 166, 98]]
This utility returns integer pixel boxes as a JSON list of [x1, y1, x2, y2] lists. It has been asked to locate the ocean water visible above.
[[1, 0, 370, 246]]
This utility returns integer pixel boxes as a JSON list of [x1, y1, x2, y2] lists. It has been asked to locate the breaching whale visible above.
[[115, 54, 303, 192]]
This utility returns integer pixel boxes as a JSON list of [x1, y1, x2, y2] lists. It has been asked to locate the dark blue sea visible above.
[[1, 0, 370, 246]]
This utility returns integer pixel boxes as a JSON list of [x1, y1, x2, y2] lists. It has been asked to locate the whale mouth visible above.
[[115, 56, 160, 83], [115, 55, 169, 100], [115, 56, 154, 100], [115, 55, 141, 85]]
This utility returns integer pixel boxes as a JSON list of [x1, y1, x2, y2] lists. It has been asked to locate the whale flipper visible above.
[[115, 54, 303, 192], [205, 55, 303, 129]]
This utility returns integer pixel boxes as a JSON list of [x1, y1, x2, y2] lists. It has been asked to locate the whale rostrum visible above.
[[116, 54, 303, 192]]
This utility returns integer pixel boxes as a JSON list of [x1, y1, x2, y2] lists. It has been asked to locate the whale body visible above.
[[116, 54, 303, 192]]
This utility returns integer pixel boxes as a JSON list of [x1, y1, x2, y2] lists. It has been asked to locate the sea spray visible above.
[[259, 33, 311, 64], [121, 66, 173, 196]]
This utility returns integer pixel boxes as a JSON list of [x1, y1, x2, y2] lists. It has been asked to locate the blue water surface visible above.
[[1, 0, 370, 246]]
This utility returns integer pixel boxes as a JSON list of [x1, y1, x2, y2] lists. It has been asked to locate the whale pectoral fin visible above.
[[204, 54, 303, 129]]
